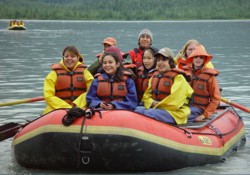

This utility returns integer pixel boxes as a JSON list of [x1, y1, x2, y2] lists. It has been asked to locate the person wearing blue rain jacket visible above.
[[86, 46, 137, 110]]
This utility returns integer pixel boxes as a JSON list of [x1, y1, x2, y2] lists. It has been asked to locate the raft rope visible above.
[[177, 116, 243, 139], [62, 107, 102, 126]]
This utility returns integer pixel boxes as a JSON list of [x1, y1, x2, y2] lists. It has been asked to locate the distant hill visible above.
[[0, 0, 250, 20]]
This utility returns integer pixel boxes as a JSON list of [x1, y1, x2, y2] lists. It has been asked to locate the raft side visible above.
[[11, 107, 245, 172]]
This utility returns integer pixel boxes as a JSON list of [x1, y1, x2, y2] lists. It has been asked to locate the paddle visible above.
[[221, 97, 250, 114], [0, 119, 40, 142], [0, 96, 44, 141], [0, 122, 23, 141], [0, 115, 44, 142], [0, 96, 44, 107]]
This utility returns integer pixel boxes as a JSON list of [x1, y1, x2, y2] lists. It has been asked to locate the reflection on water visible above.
[[0, 20, 249, 174]]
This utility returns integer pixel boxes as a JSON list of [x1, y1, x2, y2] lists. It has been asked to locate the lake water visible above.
[[0, 20, 250, 174]]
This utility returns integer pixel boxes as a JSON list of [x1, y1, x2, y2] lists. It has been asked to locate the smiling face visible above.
[[63, 50, 80, 70], [102, 55, 120, 76], [143, 49, 155, 70], [156, 55, 171, 73], [139, 34, 151, 49], [193, 56, 205, 68]]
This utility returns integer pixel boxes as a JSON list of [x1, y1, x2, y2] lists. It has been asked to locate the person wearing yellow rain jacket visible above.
[[135, 48, 193, 125], [175, 39, 214, 69], [43, 46, 94, 114]]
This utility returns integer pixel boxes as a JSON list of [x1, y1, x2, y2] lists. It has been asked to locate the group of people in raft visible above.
[[8, 20, 25, 27], [43, 28, 221, 125]]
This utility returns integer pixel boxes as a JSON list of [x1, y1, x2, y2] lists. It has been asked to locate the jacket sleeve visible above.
[[43, 71, 72, 110], [203, 76, 220, 118], [142, 77, 155, 109], [72, 69, 94, 109], [111, 78, 138, 110]]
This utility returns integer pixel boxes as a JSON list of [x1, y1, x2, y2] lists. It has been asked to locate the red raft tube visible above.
[[11, 104, 246, 172]]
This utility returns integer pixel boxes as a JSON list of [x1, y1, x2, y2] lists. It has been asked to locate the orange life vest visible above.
[[95, 71, 131, 102], [129, 48, 144, 68], [190, 68, 219, 109], [52, 63, 87, 105], [136, 66, 156, 101], [151, 68, 187, 101]]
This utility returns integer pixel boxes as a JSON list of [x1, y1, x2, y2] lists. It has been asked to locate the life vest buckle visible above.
[[109, 78, 114, 83], [153, 89, 159, 95], [69, 71, 74, 75]]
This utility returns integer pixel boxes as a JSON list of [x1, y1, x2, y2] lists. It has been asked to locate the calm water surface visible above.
[[0, 20, 250, 174]]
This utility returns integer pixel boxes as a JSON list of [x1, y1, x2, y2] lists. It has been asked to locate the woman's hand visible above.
[[151, 101, 159, 108], [195, 114, 205, 122], [100, 102, 115, 110]]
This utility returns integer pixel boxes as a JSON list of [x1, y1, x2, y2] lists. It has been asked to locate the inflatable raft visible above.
[[7, 20, 26, 30], [12, 104, 246, 172]]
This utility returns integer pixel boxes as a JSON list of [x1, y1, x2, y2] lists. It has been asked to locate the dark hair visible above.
[[156, 55, 176, 69], [62, 45, 83, 62], [168, 58, 176, 69], [62, 46, 80, 57], [101, 52, 125, 82]]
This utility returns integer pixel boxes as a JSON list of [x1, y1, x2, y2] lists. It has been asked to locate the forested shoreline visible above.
[[0, 0, 250, 20]]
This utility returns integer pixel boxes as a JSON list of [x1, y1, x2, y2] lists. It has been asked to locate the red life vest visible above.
[[151, 68, 187, 101], [129, 48, 144, 68], [95, 71, 131, 102], [189, 68, 219, 109], [52, 63, 87, 105], [136, 66, 156, 101], [177, 57, 187, 69]]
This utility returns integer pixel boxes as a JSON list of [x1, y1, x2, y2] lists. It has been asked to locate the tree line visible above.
[[0, 0, 249, 20]]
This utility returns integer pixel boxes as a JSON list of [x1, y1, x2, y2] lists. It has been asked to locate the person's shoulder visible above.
[[173, 71, 191, 83], [84, 69, 94, 78], [78, 63, 87, 68], [205, 61, 214, 68], [202, 67, 219, 76], [128, 48, 139, 54], [51, 63, 62, 70], [45, 70, 57, 80]]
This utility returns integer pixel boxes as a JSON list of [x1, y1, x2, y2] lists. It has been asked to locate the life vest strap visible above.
[[56, 87, 86, 92]]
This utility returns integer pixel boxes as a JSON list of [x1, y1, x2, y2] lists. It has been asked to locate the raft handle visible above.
[[185, 130, 192, 138], [82, 156, 90, 165]]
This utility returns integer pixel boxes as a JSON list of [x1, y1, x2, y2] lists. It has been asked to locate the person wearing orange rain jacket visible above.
[[135, 48, 193, 125], [175, 39, 214, 69], [184, 45, 221, 122], [43, 46, 94, 114]]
